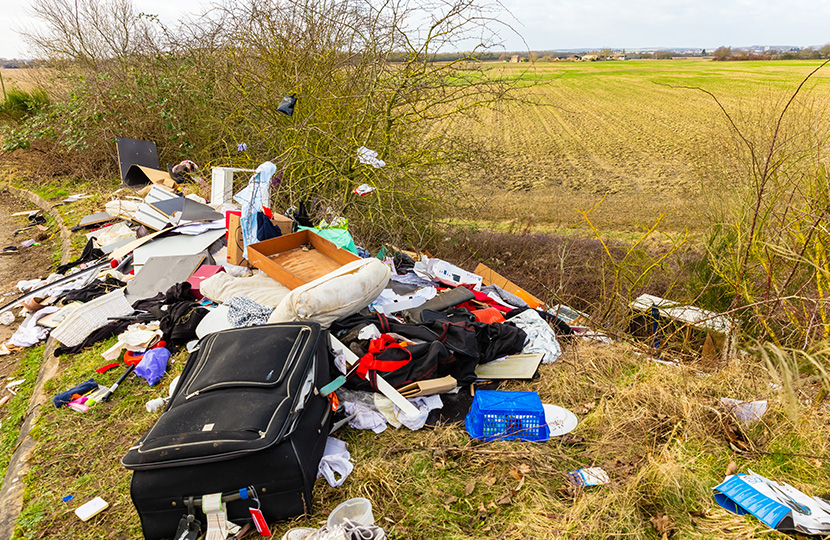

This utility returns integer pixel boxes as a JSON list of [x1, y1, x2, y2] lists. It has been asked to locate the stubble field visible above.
[[453, 59, 830, 233]]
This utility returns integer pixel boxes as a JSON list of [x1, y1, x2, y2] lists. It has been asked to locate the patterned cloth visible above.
[[226, 295, 273, 328]]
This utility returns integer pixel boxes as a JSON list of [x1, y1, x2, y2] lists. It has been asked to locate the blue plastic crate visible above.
[[465, 390, 549, 442]]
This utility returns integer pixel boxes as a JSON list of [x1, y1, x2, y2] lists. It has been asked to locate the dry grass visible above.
[[431, 227, 691, 320], [0, 69, 40, 94]]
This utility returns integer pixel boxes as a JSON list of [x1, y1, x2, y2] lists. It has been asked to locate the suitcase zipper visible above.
[[183, 327, 310, 399]]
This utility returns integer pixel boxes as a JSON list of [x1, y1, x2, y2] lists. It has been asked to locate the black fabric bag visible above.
[[347, 339, 453, 392], [122, 323, 333, 540], [332, 313, 482, 384]]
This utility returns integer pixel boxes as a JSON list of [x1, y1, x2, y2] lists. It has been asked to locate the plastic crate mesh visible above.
[[465, 390, 549, 442]]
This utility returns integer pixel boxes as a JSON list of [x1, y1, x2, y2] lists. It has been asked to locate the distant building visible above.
[[509, 55, 520, 63], [579, 54, 598, 61]]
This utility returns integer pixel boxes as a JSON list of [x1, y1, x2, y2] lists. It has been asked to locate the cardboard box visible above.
[[271, 213, 294, 234], [226, 212, 247, 266], [474, 262, 546, 310], [247, 230, 360, 289]]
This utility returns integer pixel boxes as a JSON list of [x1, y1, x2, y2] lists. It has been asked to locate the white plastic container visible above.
[[327, 497, 374, 527]]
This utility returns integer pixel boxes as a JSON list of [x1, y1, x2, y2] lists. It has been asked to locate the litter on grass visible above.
[[0, 137, 774, 540]]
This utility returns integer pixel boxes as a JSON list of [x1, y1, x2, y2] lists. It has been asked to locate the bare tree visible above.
[[10, 0, 523, 245]]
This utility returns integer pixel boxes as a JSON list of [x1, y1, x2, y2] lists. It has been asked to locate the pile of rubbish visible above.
[[2, 137, 827, 539]]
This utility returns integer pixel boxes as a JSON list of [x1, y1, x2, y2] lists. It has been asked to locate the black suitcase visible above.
[[122, 322, 333, 540]]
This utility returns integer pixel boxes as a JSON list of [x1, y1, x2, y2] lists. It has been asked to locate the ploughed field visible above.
[[451, 59, 830, 230]]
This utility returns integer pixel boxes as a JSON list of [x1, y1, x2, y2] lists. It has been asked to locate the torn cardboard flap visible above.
[[474, 262, 546, 310], [124, 165, 179, 190], [226, 212, 248, 267]]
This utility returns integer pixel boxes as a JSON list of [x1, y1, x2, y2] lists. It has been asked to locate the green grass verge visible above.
[[0, 345, 46, 488], [14, 338, 189, 539]]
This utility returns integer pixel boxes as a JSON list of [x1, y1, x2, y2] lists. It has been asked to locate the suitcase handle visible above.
[[188, 487, 254, 506]]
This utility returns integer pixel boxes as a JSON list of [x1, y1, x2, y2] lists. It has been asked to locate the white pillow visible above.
[[268, 258, 390, 329]]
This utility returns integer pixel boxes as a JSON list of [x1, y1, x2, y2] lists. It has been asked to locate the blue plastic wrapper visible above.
[[134, 347, 171, 386]]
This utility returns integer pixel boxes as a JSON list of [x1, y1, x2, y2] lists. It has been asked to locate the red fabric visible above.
[[356, 335, 412, 379], [95, 362, 121, 374], [472, 307, 506, 324]]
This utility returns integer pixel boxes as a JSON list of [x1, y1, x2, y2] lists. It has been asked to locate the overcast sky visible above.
[[1, 0, 829, 59]]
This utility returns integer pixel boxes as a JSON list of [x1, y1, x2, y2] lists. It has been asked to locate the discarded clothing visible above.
[[132, 282, 208, 344], [480, 284, 528, 309], [317, 437, 354, 488], [157, 300, 208, 344], [507, 308, 562, 364], [53, 378, 98, 407], [56, 238, 104, 274], [455, 288, 514, 313], [55, 283, 203, 356], [471, 321, 528, 364], [255, 211, 282, 242], [9, 307, 58, 347], [234, 161, 276, 258], [59, 276, 127, 304], [226, 296, 273, 327], [375, 393, 442, 430]]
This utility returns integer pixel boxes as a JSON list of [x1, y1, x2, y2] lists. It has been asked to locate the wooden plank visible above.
[[474, 262, 545, 309]]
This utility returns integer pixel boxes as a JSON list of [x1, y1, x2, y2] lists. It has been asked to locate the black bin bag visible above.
[[122, 323, 333, 540]]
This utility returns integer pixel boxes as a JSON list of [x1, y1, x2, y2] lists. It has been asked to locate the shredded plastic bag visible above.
[[135, 347, 171, 386]]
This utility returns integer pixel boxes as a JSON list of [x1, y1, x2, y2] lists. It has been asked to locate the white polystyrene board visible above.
[[375, 375, 420, 417], [474, 353, 544, 380], [133, 229, 226, 267]]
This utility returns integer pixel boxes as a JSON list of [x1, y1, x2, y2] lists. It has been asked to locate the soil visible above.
[[0, 189, 60, 376]]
